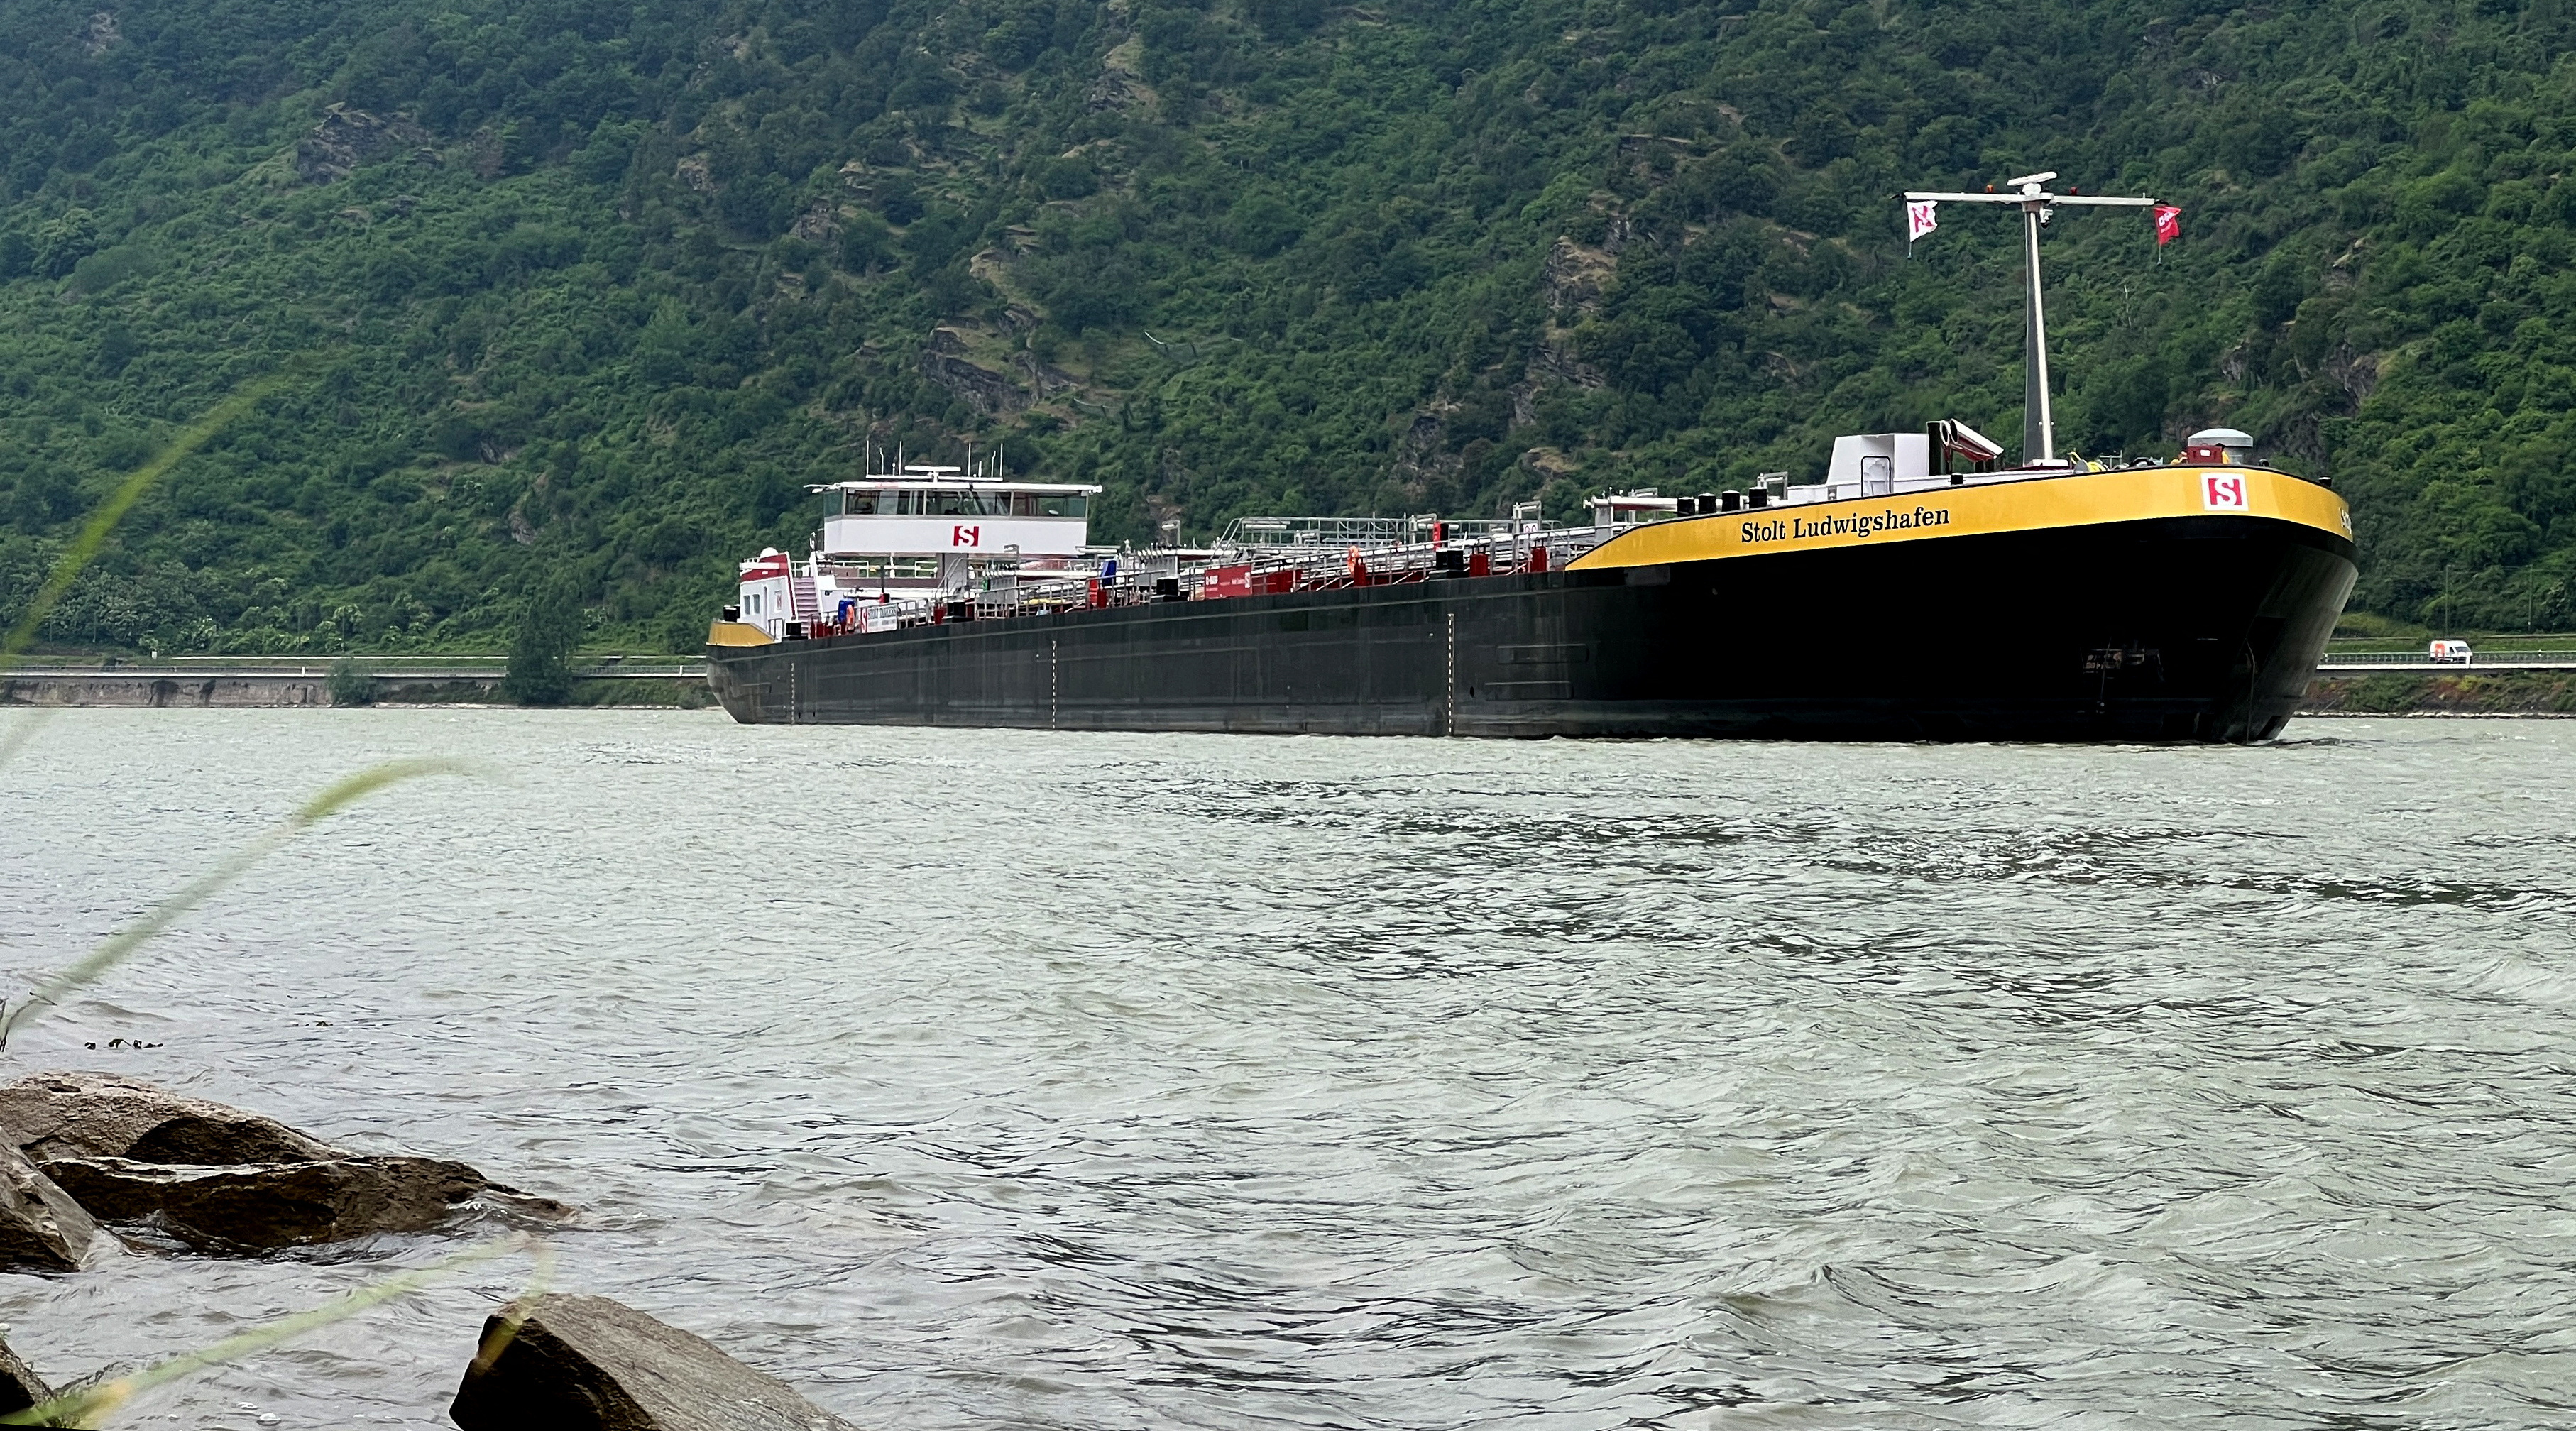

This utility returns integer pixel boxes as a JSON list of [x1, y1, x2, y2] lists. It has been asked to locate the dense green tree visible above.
[[327, 657, 376, 706], [502, 577, 581, 705], [1, 0, 2575, 654]]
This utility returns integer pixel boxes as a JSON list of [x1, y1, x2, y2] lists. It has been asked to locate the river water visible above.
[[0, 710, 2570, 1429]]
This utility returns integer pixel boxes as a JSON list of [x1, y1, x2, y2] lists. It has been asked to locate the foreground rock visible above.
[[451, 1295, 855, 1431], [0, 1073, 339, 1166], [0, 1332, 54, 1414], [38, 1154, 489, 1251], [0, 1073, 561, 1252], [0, 1146, 99, 1272]]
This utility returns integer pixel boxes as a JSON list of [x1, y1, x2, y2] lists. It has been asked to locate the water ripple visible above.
[[0, 713, 2570, 1427]]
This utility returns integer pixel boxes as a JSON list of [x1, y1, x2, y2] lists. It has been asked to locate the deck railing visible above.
[[1218, 515, 1540, 550], [801, 522, 1616, 638]]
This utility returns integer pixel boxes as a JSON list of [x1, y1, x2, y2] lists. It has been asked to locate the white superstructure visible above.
[[734, 455, 1105, 638], [818, 468, 1098, 562]]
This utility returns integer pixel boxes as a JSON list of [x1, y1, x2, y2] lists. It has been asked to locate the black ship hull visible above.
[[708, 512, 2355, 742]]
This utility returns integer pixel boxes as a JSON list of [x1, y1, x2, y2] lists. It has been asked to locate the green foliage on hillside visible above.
[[4, 0, 2576, 652]]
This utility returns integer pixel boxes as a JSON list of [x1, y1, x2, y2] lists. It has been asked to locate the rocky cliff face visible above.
[[293, 104, 429, 185]]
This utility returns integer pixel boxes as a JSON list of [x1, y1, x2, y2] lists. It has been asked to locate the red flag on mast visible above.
[[2154, 204, 2181, 245]]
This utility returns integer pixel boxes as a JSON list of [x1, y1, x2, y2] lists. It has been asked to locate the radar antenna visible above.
[[1904, 172, 2157, 465]]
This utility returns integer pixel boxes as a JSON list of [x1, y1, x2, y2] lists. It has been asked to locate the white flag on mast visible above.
[[1905, 199, 1939, 243]]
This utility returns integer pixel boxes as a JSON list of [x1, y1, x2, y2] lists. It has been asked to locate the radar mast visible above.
[[1903, 172, 2158, 465]]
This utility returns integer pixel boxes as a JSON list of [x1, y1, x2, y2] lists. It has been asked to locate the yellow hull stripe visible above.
[[707, 620, 777, 647], [1564, 466, 2353, 571]]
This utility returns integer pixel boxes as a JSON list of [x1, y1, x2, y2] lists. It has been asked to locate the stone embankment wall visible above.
[[0, 674, 719, 708], [0, 676, 334, 708], [2301, 671, 2576, 716], [0, 676, 511, 708]]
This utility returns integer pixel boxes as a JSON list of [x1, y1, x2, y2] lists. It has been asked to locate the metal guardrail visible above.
[[2315, 650, 2576, 672], [0, 659, 706, 681]]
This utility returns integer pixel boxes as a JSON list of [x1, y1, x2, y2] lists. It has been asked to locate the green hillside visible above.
[[3, 0, 2574, 653]]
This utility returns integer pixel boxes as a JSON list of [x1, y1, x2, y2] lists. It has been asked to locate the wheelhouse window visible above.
[[1010, 493, 1087, 517], [845, 488, 1084, 517]]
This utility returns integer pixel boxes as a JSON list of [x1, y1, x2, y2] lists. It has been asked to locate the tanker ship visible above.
[[703, 172, 2357, 742]]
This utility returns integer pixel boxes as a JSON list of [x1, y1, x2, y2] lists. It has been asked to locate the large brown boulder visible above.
[[37, 1155, 490, 1251], [450, 1295, 856, 1431], [0, 1146, 99, 1272], [0, 1073, 562, 1252], [0, 1073, 340, 1166]]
